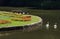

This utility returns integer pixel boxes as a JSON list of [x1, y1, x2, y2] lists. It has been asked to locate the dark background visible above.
[[0, 0, 60, 39], [0, 0, 60, 9]]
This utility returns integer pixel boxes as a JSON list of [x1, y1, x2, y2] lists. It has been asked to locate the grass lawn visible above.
[[0, 11, 41, 27]]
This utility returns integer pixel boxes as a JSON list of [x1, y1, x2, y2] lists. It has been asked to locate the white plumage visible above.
[[23, 12, 25, 14], [54, 23, 57, 29], [46, 22, 49, 29]]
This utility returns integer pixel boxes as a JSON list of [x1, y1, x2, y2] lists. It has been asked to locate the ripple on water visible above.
[[0, 33, 10, 36]]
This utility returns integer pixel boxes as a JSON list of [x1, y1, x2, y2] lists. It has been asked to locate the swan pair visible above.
[[46, 22, 57, 29]]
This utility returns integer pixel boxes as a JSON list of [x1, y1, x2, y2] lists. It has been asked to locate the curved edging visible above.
[[0, 16, 43, 31], [25, 16, 43, 26]]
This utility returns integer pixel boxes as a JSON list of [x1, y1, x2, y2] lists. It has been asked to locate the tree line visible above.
[[0, 0, 60, 9]]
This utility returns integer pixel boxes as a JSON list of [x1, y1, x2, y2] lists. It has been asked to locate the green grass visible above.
[[0, 12, 41, 27]]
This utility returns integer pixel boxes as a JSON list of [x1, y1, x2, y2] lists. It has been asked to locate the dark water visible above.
[[0, 27, 60, 39]]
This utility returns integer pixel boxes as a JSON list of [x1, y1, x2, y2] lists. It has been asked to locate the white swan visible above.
[[54, 23, 57, 29], [23, 12, 25, 14], [46, 22, 49, 29]]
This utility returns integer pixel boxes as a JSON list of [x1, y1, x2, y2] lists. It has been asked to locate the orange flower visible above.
[[0, 20, 11, 24]]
